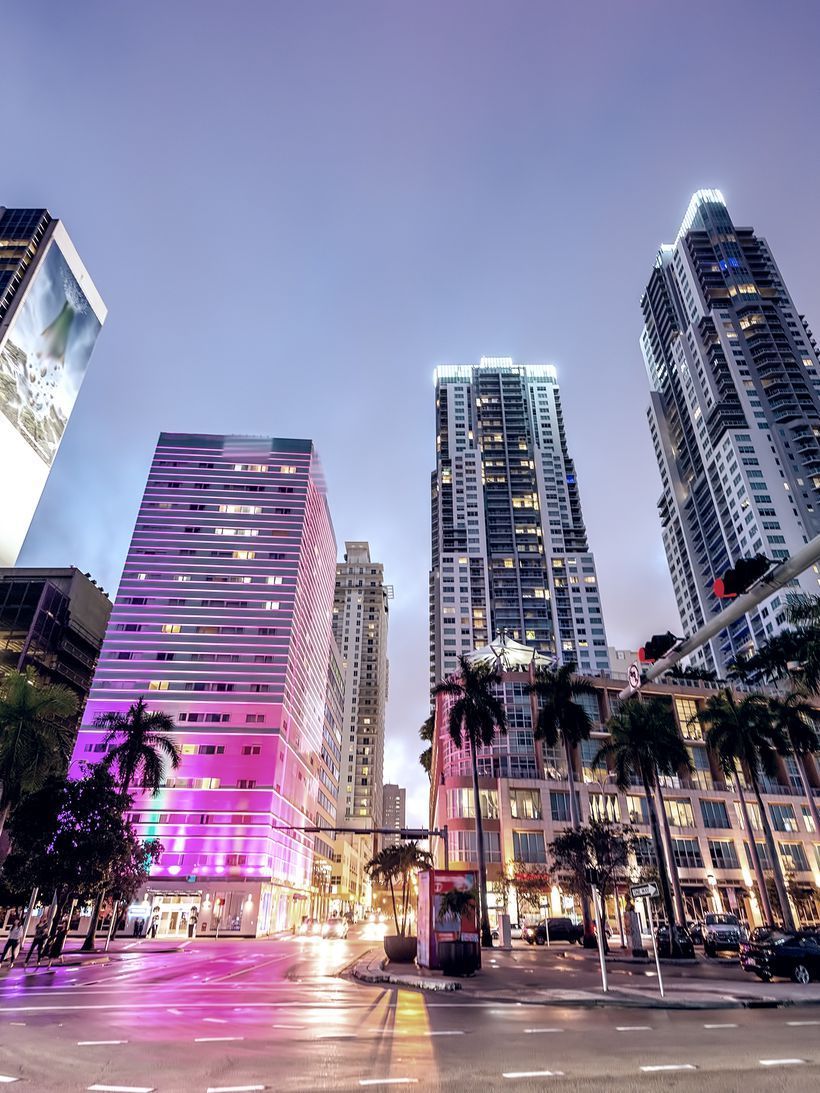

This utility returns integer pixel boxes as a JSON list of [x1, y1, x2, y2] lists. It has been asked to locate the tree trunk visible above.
[[81, 892, 105, 952], [469, 735, 493, 948], [388, 876, 400, 937], [752, 774, 795, 931], [654, 779, 686, 926], [564, 739, 594, 945], [796, 751, 820, 841], [0, 801, 9, 844], [642, 769, 677, 937], [735, 773, 774, 924]]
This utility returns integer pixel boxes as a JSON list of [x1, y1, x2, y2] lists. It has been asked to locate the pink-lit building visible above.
[[71, 433, 341, 937]]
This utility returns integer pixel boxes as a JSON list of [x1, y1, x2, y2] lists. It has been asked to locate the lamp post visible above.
[[706, 871, 722, 913]]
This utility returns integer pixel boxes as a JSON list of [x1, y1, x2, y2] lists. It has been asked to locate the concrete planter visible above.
[[383, 935, 418, 964], [438, 939, 480, 977]]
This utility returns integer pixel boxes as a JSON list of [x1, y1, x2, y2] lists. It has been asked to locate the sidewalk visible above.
[[351, 947, 820, 1010]]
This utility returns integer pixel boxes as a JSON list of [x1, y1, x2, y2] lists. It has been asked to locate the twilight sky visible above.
[[7, 0, 820, 825]]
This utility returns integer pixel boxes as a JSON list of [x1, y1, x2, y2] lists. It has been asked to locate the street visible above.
[[1, 931, 819, 1091]]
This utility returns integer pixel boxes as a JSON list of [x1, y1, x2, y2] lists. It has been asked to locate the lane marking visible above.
[[617, 1026, 652, 1031], [194, 1036, 244, 1042], [78, 1040, 129, 1045], [786, 1020, 820, 1026], [88, 1087, 155, 1093], [422, 1030, 464, 1036], [760, 1059, 805, 1067], [358, 1082, 418, 1088], [703, 1023, 737, 1029], [203, 1017, 227, 1024], [206, 1087, 266, 1092], [524, 1027, 563, 1034], [0, 1081, 18, 1086], [272, 1023, 304, 1029], [640, 1065, 696, 1072], [502, 1072, 564, 1080]]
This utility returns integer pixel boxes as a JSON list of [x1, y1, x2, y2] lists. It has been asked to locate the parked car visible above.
[[523, 917, 584, 945], [321, 917, 349, 939], [491, 922, 522, 941], [702, 912, 746, 956], [687, 921, 704, 946], [654, 923, 695, 958], [740, 930, 820, 983]]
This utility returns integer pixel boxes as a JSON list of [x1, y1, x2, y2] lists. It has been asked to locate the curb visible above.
[[352, 956, 462, 992]]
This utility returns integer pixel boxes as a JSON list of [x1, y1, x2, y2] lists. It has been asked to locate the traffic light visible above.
[[638, 631, 678, 663], [713, 554, 773, 599]]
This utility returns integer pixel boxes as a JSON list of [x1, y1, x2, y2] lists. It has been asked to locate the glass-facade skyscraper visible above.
[[70, 433, 341, 937], [0, 207, 106, 566], [642, 191, 820, 674], [430, 357, 610, 684]]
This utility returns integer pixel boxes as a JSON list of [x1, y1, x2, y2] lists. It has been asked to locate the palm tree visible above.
[[768, 693, 820, 838], [366, 841, 432, 937], [419, 714, 434, 780], [595, 697, 691, 942], [526, 663, 597, 830], [95, 697, 182, 797], [698, 689, 795, 931], [0, 668, 78, 839], [432, 655, 507, 948]]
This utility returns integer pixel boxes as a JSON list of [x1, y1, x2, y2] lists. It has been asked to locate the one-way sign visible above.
[[630, 882, 659, 899]]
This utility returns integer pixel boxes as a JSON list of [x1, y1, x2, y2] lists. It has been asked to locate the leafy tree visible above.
[[2, 764, 162, 950], [549, 818, 635, 946], [0, 668, 78, 839], [419, 714, 434, 779], [433, 656, 507, 947], [666, 665, 718, 684], [365, 841, 432, 937], [95, 697, 181, 797], [698, 689, 794, 930], [733, 595, 820, 695], [595, 698, 691, 944], [508, 860, 551, 918]]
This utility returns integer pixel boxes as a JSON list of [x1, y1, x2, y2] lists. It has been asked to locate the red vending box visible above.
[[417, 868, 480, 970]]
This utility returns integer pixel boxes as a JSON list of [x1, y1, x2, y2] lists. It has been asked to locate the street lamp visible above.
[[706, 871, 722, 913]]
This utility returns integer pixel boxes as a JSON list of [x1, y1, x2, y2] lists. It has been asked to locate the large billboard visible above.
[[0, 240, 102, 466]]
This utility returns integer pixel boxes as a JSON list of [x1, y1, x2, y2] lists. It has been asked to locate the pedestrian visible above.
[[132, 917, 140, 937], [1, 916, 23, 967], [148, 909, 159, 939], [187, 906, 198, 939], [25, 919, 50, 966], [46, 917, 69, 968]]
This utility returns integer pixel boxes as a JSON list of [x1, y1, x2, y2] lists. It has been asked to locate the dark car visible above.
[[655, 923, 695, 958], [523, 917, 584, 945], [740, 929, 820, 983]]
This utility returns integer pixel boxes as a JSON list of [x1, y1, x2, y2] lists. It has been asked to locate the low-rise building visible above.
[[430, 636, 820, 929]]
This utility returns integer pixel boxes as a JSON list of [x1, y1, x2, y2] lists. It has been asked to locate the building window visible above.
[[675, 697, 701, 739], [625, 795, 649, 824], [509, 788, 542, 820], [671, 837, 703, 869], [512, 830, 547, 864], [700, 800, 730, 829], [664, 799, 695, 828], [779, 843, 810, 872], [770, 804, 798, 832], [708, 839, 739, 869], [550, 791, 571, 822], [589, 793, 620, 823]]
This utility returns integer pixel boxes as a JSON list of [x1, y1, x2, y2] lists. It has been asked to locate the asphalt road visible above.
[[1, 930, 819, 1092]]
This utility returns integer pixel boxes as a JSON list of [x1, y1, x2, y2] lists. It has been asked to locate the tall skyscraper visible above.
[[382, 783, 406, 847], [70, 433, 340, 937], [430, 357, 610, 684], [0, 208, 106, 566], [641, 191, 820, 674], [332, 542, 390, 826]]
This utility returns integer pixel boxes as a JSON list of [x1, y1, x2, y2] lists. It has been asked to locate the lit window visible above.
[[266, 576, 284, 585], [264, 601, 280, 611], [232, 550, 256, 560], [148, 680, 169, 691], [161, 624, 181, 634], [280, 465, 297, 474]]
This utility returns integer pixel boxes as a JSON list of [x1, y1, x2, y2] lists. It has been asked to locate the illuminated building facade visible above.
[[430, 358, 610, 686], [642, 191, 820, 674], [0, 207, 106, 566], [430, 637, 820, 930], [71, 433, 339, 937], [381, 783, 406, 847]]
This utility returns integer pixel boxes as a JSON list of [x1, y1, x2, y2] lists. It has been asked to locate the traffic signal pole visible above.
[[619, 530, 820, 701]]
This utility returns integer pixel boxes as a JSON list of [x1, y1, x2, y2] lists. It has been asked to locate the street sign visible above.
[[630, 882, 659, 899], [627, 661, 641, 690]]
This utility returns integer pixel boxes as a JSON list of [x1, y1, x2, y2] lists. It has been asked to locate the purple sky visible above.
[[8, 1, 820, 824]]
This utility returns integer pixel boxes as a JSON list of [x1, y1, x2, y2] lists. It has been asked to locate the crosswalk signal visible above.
[[638, 631, 678, 664], [713, 554, 773, 599]]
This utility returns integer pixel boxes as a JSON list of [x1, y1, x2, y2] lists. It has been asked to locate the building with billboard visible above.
[[0, 208, 106, 566], [641, 190, 820, 675], [429, 639, 820, 930], [430, 358, 610, 690], [70, 433, 340, 937]]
